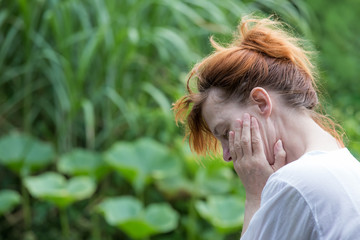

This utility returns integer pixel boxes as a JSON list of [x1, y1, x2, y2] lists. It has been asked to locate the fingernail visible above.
[[229, 131, 234, 137], [277, 140, 283, 149]]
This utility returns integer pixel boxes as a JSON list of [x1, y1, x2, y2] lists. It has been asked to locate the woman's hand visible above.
[[229, 113, 287, 199], [229, 113, 286, 236]]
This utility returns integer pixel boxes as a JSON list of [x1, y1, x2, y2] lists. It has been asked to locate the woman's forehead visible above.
[[202, 90, 240, 127], [201, 93, 220, 127], [202, 90, 225, 115]]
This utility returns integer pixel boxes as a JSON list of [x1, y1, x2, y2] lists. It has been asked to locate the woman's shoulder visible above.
[[271, 148, 360, 184], [252, 148, 360, 240], [264, 147, 360, 204], [260, 148, 360, 239]]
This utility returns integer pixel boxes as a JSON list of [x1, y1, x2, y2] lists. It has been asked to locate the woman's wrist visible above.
[[241, 196, 261, 237], [245, 195, 261, 206]]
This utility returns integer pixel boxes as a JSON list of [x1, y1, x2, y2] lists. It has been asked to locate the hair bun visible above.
[[173, 15, 344, 155], [234, 17, 315, 81]]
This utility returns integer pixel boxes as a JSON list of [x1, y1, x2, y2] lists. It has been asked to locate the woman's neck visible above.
[[276, 110, 341, 164]]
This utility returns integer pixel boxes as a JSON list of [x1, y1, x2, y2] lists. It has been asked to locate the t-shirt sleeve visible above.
[[241, 178, 321, 240]]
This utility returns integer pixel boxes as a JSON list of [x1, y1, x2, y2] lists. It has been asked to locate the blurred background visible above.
[[0, 0, 359, 239]]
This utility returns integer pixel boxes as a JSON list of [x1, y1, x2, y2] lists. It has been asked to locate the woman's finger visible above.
[[241, 113, 252, 158], [272, 140, 287, 171], [251, 117, 264, 156], [233, 119, 243, 159], [229, 131, 236, 160]]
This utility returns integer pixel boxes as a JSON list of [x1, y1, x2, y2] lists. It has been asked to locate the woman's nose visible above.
[[223, 148, 232, 162]]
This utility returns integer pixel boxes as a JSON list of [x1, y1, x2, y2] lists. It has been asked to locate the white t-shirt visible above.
[[241, 148, 360, 240]]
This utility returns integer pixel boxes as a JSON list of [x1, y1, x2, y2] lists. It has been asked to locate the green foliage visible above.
[[58, 149, 109, 181], [196, 195, 245, 233], [155, 173, 195, 200], [24, 172, 96, 208], [0, 0, 358, 239], [0, 133, 54, 176], [195, 167, 235, 197], [0, 190, 21, 216], [303, 0, 360, 158], [105, 138, 181, 194], [97, 196, 179, 239]]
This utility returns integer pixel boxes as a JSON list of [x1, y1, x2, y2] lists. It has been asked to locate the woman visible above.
[[173, 16, 360, 239]]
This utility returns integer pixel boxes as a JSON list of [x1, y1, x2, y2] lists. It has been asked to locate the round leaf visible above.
[[145, 203, 179, 233], [105, 142, 139, 181], [0, 190, 21, 216], [58, 149, 108, 180], [97, 196, 142, 225], [97, 196, 155, 238], [155, 174, 194, 198], [97, 196, 179, 238], [105, 138, 180, 193], [25, 172, 96, 208], [195, 167, 235, 196], [67, 176, 97, 200], [0, 133, 31, 172], [0, 133, 54, 175], [24, 139, 55, 173], [136, 138, 180, 179], [195, 195, 245, 233]]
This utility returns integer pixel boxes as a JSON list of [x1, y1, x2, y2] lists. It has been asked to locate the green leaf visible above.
[[24, 172, 96, 208], [0, 133, 31, 170], [97, 196, 142, 226], [82, 99, 95, 149], [0, 190, 21, 216], [195, 195, 245, 233], [24, 138, 55, 174], [0, 133, 54, 175], [145, 203, 178, 233], [119, 219, 156, 239], [58, 148, 109, 181], [97, 196, 179, 239], [104, 138, 181, 193], [142, 82, 171, 115], [155, 173, 194, 199], [195, 167, 235, 197]]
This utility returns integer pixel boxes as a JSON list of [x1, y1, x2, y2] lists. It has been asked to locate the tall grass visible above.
[[0, 0, 313, 150], [0, 0, 320, 239]]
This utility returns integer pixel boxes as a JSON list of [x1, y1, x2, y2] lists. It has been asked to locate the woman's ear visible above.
[[250, 87, 272, 118]]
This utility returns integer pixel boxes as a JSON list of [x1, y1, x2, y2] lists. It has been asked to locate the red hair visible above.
[[173, 16, 344, 155]]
